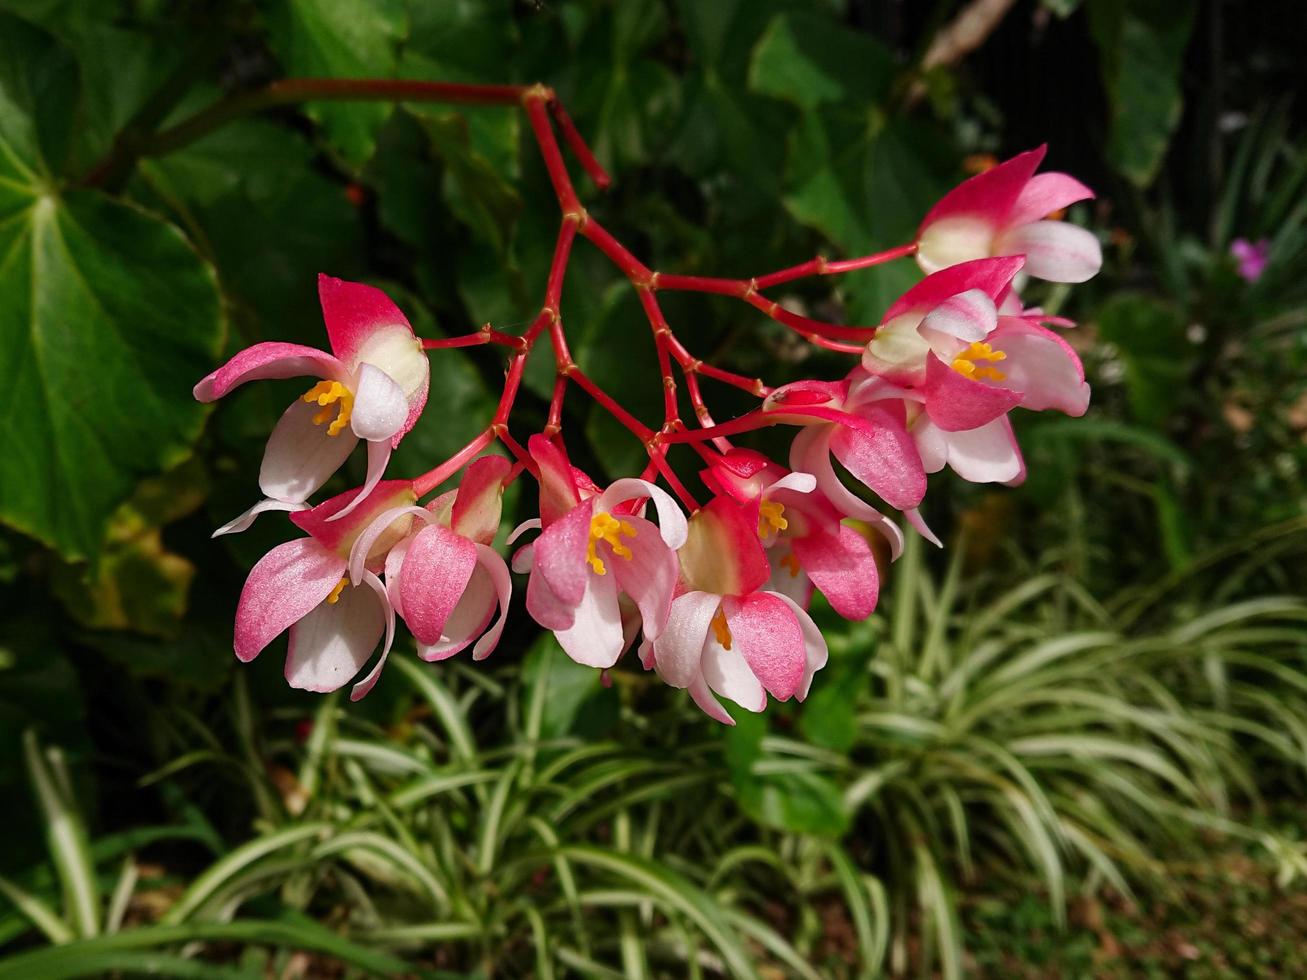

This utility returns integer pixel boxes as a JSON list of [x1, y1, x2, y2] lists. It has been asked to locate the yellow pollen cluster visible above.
[[757, 500, 788, 538], [301, 380, 354, 436], [780, 552, 801, 577], [711, 608, 733, 650], [325, 577, 348, 605], [586, 512, 637, 575], [951, 342, 1007, 382]]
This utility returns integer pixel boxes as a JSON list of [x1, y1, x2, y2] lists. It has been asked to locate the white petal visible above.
[[940, 418, 1023, 483], [349, 571, 396, 700], [918, 288, 997, 344], [471, 545, 512, 660], [349, 363, 409, 441], [212, 498, 308, 538], [284, 578, 384, 693], [259, 399, 358, 503], [327, 438, 392, 523], [769, 471, 817, 495], [651, 591, 720, 689], [701, 636, 766, 713], [995, 220, 1102, 283], [595, 479, 688, 549], [554, 569, 625, 668]]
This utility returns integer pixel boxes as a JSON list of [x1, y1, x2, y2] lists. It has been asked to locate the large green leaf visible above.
[[749, 10, 895, 111], [1094, 291, 1191, 426], [266, 0, 408, 167], [1089, 0, 1196, 187], [0, 17, 223, 559]]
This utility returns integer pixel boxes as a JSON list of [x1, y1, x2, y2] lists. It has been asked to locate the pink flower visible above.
[[701, 450, 880, 620], [1230, 238, 1270, 283], [233, 479, 419, 700], [515, 435, 688, 669], [346, 455, 514, 673], [916, 146, 1101, 283], [195, 275, 430, 525], [643, 496, 827, 724]]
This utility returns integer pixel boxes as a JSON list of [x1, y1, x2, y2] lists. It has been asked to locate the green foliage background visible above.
[[0, 0, 1305, 976]]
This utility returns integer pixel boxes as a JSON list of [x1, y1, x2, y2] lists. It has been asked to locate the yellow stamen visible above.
[[757, 500, 789, 538], [781, 552, 801, 577], [710, 608, 733, 650], [951, 341, 1007, 382], [586, 512, 638, 575], [325, 577, 348, 605], [301, 380, 354, 436]]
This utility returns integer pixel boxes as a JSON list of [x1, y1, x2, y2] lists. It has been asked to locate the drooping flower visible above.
[[643, 495, 827, 724], [916, 146, 1101, 283], [701, 449, 880, 619], [195, 275, 430, 526], [345, 455, 513, 668], [515, 435, 687, 669], [233, 480, 418, 700]]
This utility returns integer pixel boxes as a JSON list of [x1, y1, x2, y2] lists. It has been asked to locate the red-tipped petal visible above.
[[400, 524, 479, 644], [828, 403, 927, 511], [235, 539, 344, 663], [883, 256, 1026, 323], [722, 591, 805, 701], [917, 146, 1046, 238], [452, 455, 512, 544], [529, 434, 582, 527], [318, 274, 415, 364], [194, 342, 346, 402], [792, 524, 879, 621], [1007, 171, 1095, 228], [922, 355, 1022, 432], [679, 496, 771, 597]]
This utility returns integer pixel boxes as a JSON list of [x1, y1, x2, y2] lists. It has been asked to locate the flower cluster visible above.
[[196, 139, 1100, 724]]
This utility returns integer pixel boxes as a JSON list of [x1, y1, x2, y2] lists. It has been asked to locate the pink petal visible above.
[[259, 399, 359, 504], [609, 515, 678, 640], [193, 342, 346, 402], [399, 524, 479, 644], [595, 479, 689, 549], [1007, 171, 1095, 228], [988, 317, 1090, 416], [792, 524, 879, 621], [904, 507, 943, 548], [994, 220, 1102, 283], [284, 575, 385, 693], [688, 673, 736, 725], [722, 592, 806, 701], [384, 534, 411, 619], [534, 497, 594, 608], [884, 256, 1026, 322], [417, 559, 496, 662], [526, 560, 575, 631], [652, 591, 720, 689], [790, 425, 884, 525], [678, 496, 771, 597], [529, 434, 581, 527], [471, 545, 512, 660], [766, 591, 829, 700], [511, 541, 535, 574], [347, 504, 432, 585], [235, 539, 345, 663], [917, 146, 1046, 238], [348, 571, 397, 700], [212, 499, 308, 538], [554, 567, 624, 668], [452, 455, 512, 544], [829, 403, 927, 510], [318, 274, 415, 365], [921, 354, 1022, 432], [291, 479, 417, 554]]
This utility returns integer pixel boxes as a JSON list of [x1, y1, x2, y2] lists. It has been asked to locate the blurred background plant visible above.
[[1, 0, 1304, 976]]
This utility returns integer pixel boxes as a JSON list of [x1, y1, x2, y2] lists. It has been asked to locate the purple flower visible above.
[[1230, 238, 1270, 283]]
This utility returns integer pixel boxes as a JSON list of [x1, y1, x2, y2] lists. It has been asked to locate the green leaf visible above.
[[0, 19, 223, 559], [748, 10, 895, 111], [521, 633, 619, 740], [1088, 0, 1197, 187], [266, 0, 408, 167], [726, 713, 850, 835]]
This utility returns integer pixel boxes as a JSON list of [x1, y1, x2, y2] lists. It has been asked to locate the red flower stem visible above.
[[659, 410, 776, 443], [496, 428, 536, 473], [493, 354, 527, 426], [412, 427, 496, 497], [635, 288, 681, 424], [742, 291, 875, 342], [422, 325, 525, 351], [548, 97, 611, 190], [523, 89, 582, 216], [579, 218, 654, 281], [568, 367, 654, 441], [800, 333, 867, 355], [544, 218, 577, 309], [546, 374, 569, 434]]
